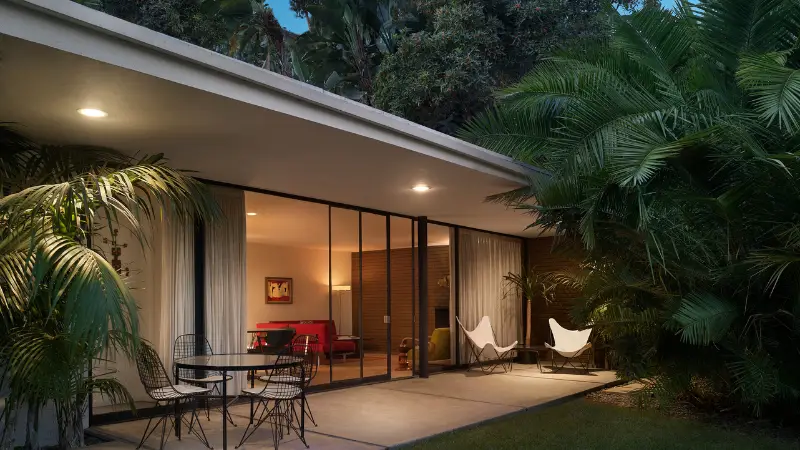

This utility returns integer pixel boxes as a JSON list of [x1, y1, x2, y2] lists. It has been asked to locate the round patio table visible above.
[[174, 353, 304, 449]]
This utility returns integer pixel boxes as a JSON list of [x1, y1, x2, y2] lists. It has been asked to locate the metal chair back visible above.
[[136, 342, 176, 400], [173, 334, 219, 380], [290, 334, 320, 387], [260, 328, 296, 355]]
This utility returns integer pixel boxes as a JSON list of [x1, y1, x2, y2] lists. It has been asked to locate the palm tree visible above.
[[0, 124, 219, 448], [461, 0, 800, 417], [225, 0, 293, 76], [293, 0, 402, 103]]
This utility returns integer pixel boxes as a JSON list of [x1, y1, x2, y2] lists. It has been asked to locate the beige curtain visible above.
[[457, 230, 522, 362], [204, 187, 247, 393], [152, 216, 196, 375]]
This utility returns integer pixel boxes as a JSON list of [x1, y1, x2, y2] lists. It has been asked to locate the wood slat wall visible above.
[[351, 245, 450, 352], [527, 237, 581, 346]]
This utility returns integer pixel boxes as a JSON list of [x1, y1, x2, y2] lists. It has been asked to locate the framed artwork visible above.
[[266, 277, 293, 304]]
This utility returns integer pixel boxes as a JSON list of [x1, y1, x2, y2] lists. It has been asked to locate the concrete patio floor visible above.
[[90, 365, 618, 449]]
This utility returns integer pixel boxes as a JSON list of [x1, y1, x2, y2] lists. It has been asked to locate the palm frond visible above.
[[738, 52, 800, 133], [673, 292, 737, 345]]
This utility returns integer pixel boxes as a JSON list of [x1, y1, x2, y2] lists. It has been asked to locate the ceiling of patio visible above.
[[0, 29, 540, 237]]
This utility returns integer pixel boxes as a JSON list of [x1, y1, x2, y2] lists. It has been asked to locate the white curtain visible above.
[[152, 216, 195, 374], [204, 187, 247, 393], [457, 230, 522, 362]]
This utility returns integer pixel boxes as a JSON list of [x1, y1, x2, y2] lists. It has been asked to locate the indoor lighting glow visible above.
[[246, 212, 257, 216], [332, 285, 351, 291], [412, 184, 431, 192], [77, 108, 108, 118]]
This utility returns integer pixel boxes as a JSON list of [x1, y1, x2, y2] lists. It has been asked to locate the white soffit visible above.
[[0, 0, 545, 237]]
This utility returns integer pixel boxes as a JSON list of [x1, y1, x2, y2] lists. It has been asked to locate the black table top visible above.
[[174, 353, 303, 371]]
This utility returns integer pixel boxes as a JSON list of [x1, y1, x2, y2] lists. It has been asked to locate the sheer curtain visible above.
[[152, 216, 195, 373], [457, 229, 522, 362], [204, 187, 247, 393]]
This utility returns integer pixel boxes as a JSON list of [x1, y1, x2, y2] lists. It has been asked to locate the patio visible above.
[[90, 365, 618, 449]]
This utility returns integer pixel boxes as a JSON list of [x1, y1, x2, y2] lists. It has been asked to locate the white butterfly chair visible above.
[[457, 316, 518, 374], [545, 318, 593, 373]]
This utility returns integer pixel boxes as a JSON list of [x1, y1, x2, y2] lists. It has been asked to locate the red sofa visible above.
[[255, 320, 357, 356]]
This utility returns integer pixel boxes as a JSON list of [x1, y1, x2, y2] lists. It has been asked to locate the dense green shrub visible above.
[[462, 0, 800, 419]]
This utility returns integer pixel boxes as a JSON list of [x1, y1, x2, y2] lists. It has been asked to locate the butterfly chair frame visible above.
[[457, 316, 518, 374], [545, 318, 593, 373], [135, 343, 212, 450]]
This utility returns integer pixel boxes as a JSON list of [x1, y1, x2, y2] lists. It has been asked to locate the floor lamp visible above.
[[332, 285, 351, 332]]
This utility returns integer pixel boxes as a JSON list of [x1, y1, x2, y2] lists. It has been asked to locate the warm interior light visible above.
[[77, 108, 108, 118], [246, 212, 257, 216], [412, 184, 431, 192], [332, 285, 351, 291]]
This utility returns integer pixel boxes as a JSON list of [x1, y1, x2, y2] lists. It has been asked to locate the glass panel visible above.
[[331, 207, 360, 382], [427, 224, 454, 372], [357, 212, 389, 379], [390, 216, 415, 378], [244, 192, 330, 386]]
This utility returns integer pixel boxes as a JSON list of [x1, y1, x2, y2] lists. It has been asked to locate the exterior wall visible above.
[[351, 246, 449, 352], [526, 237, 581, 347], [246, 242, 352, 331]]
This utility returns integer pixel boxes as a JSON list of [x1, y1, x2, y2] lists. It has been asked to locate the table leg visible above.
[[222, 369, 228, 449], [250, 370, 254, 424], [175, 364, 181, 439], [300, 365, 306, 440]]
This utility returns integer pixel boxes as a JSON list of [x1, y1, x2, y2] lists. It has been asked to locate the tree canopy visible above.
[[73, 0, 634, 134]]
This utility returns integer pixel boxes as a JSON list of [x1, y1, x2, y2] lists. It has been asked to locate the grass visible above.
[[402, 399, 797, 450]]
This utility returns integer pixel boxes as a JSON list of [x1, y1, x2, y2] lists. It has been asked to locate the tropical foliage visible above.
[[462, 0, 800, 419], [73, 0, 636, 132], [0, 124, 218, 448]]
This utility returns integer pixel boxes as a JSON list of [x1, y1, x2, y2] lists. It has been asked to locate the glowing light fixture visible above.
[[246, 212, 257, 216], [412, 184, 431, 192], [77, 108, 108, 118]]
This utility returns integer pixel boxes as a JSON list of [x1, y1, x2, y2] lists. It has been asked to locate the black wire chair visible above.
[[173, 334, 236, 426], [236, 348, 309, 449], [134, 342, 212, 450], [289, 334, 320, 427]]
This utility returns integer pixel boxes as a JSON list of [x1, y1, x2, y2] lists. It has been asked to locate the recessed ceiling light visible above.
[[246, 212, 257, 216], [412, 184, 431, 192], [77, 108, 108, 118]]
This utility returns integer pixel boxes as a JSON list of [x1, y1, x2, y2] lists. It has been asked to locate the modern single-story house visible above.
[[0, 0, 577, 431]]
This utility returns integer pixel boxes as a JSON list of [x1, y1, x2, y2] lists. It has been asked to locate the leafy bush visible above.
[[462, 0, 800, 419]]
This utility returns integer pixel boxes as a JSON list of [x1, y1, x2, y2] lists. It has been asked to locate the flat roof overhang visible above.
[[0, 0, 544, 237]]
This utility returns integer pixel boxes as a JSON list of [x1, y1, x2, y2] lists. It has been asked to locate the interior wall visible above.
[[352, 245, 449, 352], [246, 242, 352, 330]]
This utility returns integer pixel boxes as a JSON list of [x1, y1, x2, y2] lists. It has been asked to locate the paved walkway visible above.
[[91, 365, 617, 449]]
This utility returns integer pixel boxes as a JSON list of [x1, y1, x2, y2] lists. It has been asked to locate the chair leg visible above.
[[237, 398, 274, 449], [304, 399, 317, 427], [184, 401, 212, 449]]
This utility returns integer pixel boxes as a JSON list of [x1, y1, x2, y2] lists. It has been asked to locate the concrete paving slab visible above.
[[93, 410, 381, 450], [93, 369, 619, 449], [502, 366, 618, 385], [374, 370, 613, 408], [232, 385, 520, 448]]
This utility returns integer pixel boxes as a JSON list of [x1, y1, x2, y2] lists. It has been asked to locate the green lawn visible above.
[[403, 399, 796, 450]]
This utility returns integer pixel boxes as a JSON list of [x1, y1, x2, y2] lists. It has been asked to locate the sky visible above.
[[271, 0, 679, 35], [270, 0, 309, 34]]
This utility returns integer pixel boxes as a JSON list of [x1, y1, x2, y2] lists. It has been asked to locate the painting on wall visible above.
[[266, 277, 293, 304]]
